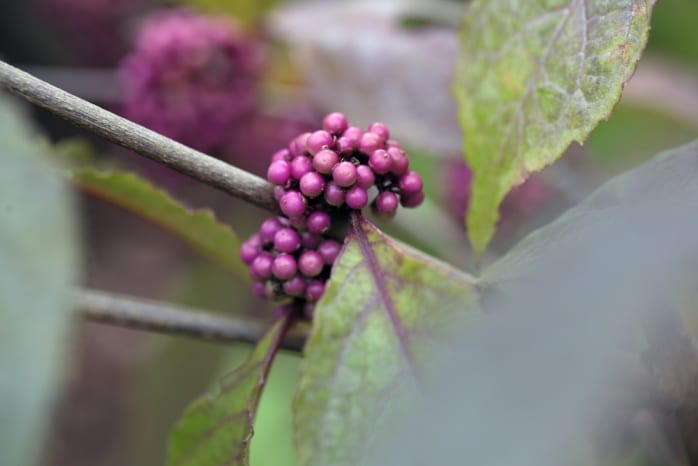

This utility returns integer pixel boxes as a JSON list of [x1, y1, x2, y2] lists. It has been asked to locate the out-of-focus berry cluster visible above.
[[118, 9, 262, 153], [242, 113, 425, 318]]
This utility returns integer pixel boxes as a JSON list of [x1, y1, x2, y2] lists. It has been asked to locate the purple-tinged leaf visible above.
[[168, 310, 294, 466], [70, 169, 246, 279], [293, 214, 478, 466]]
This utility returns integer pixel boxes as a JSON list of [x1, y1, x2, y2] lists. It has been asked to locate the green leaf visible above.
[[0, 97, 79, 466], [71, 169, 246, 279], [168, 311, 293, 466], [454, 0, 655, 255], [173, 0, 280, 26], [293, 214, 479, 466]]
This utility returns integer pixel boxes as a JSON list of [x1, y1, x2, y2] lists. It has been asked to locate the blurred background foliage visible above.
[[0, 0, 697, 465]]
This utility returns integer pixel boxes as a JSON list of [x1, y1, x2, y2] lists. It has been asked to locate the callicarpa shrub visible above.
[[241, 112, 425, 318], [118, 8, 263, 153]]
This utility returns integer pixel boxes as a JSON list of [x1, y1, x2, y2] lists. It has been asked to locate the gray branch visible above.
[[77, 289, 307, 352], [0, 60, 278, 213]]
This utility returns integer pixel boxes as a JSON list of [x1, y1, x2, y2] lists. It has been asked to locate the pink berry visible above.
[[400, 190, 425, 208], [345, 186, 368, 209], [369, 149, 392, 175], [387, 147, 409, 176], [291, 156, 313, 180], [332, 161, 358, 187], [336, 136, 355, 154], [271, 148, 292, 163], [251, 253, 274, 280], [324, 182, 346, 206], [252, 282, 267, 298], [307, 211, 331, 234], [300, 172, 325, 198], [318, 239, 342, 264], [313, 149, 339, 174], [282, 275, 306, 296], [289, 132, 310, 157], [307, 130, 334, 155], [342, 126, 363, 143], [368, 122, 390, 140], [240, 240, 260, 265], [323, 112, 348, 135], [375, 191, 399, 215], [301, 232, 322, 249], [259, 217, 283, 243], [279, 191, 306, 217], [267, 160, 291, 185], [272, 253, 297, 280], [399, 171, 424, 195], [299, 250, 324, 277], [358, 132, 383, 154], [274, 227, 301, 253], [306, 280, 326, 301]]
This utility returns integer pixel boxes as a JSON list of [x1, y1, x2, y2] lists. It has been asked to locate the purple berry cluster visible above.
[[242, 113, 425, 317], [118, 9, 262, 153]]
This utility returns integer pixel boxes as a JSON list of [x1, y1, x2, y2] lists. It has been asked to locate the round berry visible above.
[[368, 122, 390, 140], [251, 253, 274, 280], [279, 191, 307, 217], [307, 211, 331, 234], [282, 275, 306, 297], [272, 253, 297, 280], [345, 186, 368, 210], [369, 149, 392, 175], [259, 217, 283, 243], [307, 130, 334, 154], [358, 131, 383, 154], [375, 191, 399, 215], [271, 148, 292, 163], [299, 250, 324, 277], [240, 240, 260, 265], [301, 232, 323, 249], [387, 147, 409, 176], [274, 227, 301, 253], [318, 239, 342, 264], [312, 149, 339, 174], [306, 280, 326, 301], [289, 132, 310, 157], [356, 165, 376, 189], [300, 172, 325, 198], [324, 182, 346, 207], [336, 136, 355, 155], [386, 139, 401, 149], [399, 171, 424, 195], [290, 215, 308, 230], [291, 156, 313, 180], [267, 160, 291, 185], [332, 161, 358, 187], [252, 282, 267, 299], [323, 112, 348, 135], [400, 190, 425, 208], [273, 186, 286, 201], [343, 126, 363, 143]]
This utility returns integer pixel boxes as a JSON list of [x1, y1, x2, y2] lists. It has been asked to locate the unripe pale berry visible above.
[[323, 112, 348, 135], [267, 160, 291, 185], [279, 191, 306, 217], [307, 130, 334, 155], [291, 156, 313, 180], [299, 172, 325, 198], [307, 211, 331, 234], [332, 161, 358, 187], [299, 250, 324, 277], [399, 171, 424, 195], [274, 227, 301, 253], [324, 182, 346, 207], [312, 149, 339, 174], [369, 149, 392, 175], [345, 186, 368, 209], [272, 253, 297, 280]]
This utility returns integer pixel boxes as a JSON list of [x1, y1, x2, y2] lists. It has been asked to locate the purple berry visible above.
[[273, 186, 286, 201], [313, 149, 340, 174], [252, 282, 267, 298], [358, 132, 383, 154], [356, 165, 376, 189], [342, 126, 363, 143], [272, 253, 297, 280], [318, 239, 342, 264], [240, 240, 260, 265], [306, 280, 326, 301], [399, 171, 424, 195], [307, 130, 334, 155], [375, 191, 399, 215], [400, 190, 425, 208], [368, 122, 390, 140], [323, 112, 348, 135], [301, 232, 323, 249], [324, 182, 346, 207], [300, 172, 325, 198], [291, 156, 313, 180], [267, 160, 291, 185], [336, 136, 355, 154], [251, 253, 274, 280], [290, 215, 308, 230], [387, 147, 409, 176], [279, 191, 307, 217], [259, 217, 283, 243], [289, 132, 310, 157], [345, 186, 368, 210], [274, 227, 301, 253], [299, 250, 324, 277], [307, 211, 331, 234], [332, 161, 358, 188], [282, 275, 306, 296], [369, 149, 392, 175], [271, 148, 291, 163]]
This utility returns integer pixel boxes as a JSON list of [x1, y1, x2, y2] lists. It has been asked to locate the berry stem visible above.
[[0, 59, 279, 214]]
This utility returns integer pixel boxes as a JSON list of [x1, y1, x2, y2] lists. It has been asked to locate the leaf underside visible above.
[[168, 311, 293, 466], [293, 214, 479, 466], [455, 0, 654, 255], [71, 169, 246, 279]]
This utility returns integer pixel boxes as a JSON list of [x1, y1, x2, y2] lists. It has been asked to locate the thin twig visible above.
[[77, 289, 307, 352], [0, 60, 278, 213]]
